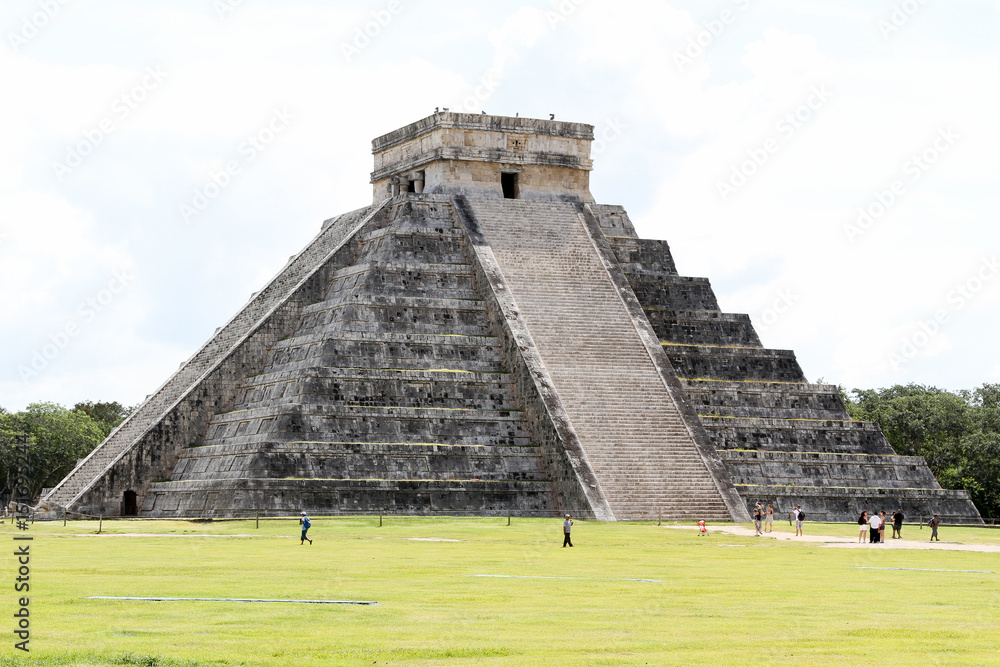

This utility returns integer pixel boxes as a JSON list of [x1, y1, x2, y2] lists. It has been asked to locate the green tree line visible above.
[[0, 401, 131, 502], [841, 383, 1000, 519]]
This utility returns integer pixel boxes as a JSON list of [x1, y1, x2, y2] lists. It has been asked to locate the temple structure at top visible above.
[[41, 112, 982, 524]]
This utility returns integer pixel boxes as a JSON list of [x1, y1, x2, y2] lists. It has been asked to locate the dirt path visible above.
[[663, 524, 1000, 553]]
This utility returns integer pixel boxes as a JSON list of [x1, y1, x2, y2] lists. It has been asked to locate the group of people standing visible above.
[[752, 503, 775, 536], [858, 509, 908, 543]]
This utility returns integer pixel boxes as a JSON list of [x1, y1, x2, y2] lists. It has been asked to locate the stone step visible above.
[[140, 477, 559, 517], [589, 204, 640, 238], [700, 416, 897, 455], [624, 275, 721, 311], [644, 310, 762, 348], [720, 449, 942, 490], [683, 380, 849, 420], [235, 371, 520, 412], [326, 262, 476, 299], [172, 441, 545, 481], [358, 224, 465, 244], [666, 345, 807, 382], [605, 237, 678, 276]]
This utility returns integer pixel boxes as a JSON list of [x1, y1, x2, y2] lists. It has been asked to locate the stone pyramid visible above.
[[42, 113, 981, 523]]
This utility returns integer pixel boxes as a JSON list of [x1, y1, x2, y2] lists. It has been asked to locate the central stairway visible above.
[[466, 198, 733, 521]]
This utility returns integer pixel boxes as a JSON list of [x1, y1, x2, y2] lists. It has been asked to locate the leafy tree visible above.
[[0, 403, 105, 503], [844, 384, 1000, 518], [73, 400, 133, 437]]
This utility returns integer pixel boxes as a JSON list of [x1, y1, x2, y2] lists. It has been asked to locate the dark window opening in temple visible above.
[[501, 172, 519, 199]]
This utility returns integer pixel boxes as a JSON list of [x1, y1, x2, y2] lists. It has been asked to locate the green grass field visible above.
[[2, 517, 998, 666]]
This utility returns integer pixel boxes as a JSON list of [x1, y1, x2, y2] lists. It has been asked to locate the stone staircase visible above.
[[593, 204, 982, 523], [465, 198, 734, 521], [140, 196, 556, 517]]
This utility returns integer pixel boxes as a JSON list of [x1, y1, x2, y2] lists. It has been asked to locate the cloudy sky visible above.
[[1, 0, 998, 412]]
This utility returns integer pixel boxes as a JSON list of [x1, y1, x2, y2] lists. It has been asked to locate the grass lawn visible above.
[[2, 517, 998, 666]]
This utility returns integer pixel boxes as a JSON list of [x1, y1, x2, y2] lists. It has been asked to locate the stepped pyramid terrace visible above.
[[42, 112, 982, 523]]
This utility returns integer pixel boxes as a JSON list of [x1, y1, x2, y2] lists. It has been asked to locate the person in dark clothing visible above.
[[891, 509, 904, 539]]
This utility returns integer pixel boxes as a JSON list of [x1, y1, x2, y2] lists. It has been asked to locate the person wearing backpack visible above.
[[299, 511, 313, 545], [794, 506, 805, 536], [928, 514, 941, 542]]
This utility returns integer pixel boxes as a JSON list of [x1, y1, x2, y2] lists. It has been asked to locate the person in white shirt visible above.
[[793, 506, 804, 536], [562, 514, 573, 547], [869, 511, 882, 544]]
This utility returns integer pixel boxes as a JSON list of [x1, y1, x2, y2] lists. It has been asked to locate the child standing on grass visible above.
[[299, 511, 313, 545]]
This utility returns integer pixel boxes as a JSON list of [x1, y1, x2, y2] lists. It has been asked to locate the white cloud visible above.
[[1, 0, 998, 410]]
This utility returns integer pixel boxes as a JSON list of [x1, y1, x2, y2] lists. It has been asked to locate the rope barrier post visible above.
[[507, 509, 511, 526], [658, 508, 661, 526], [256, 509, 259, 530], [63, 508, 67, 527], [379, 511, 382, 528], [98, 515, 103, 535]]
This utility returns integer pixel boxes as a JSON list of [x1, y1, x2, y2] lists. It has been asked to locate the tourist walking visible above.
[[753, 503, 763, 536], [928, 514, 940, 541], [868, 511, 881, 543], [299, 511, 312, 545], [878, 511, 887, 543], [765, 504, 774, 533], [793, 506, 804, 536], [891, 509, 904, 539], [858, 511, 868, 542], [562, 514, 573, 547]]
